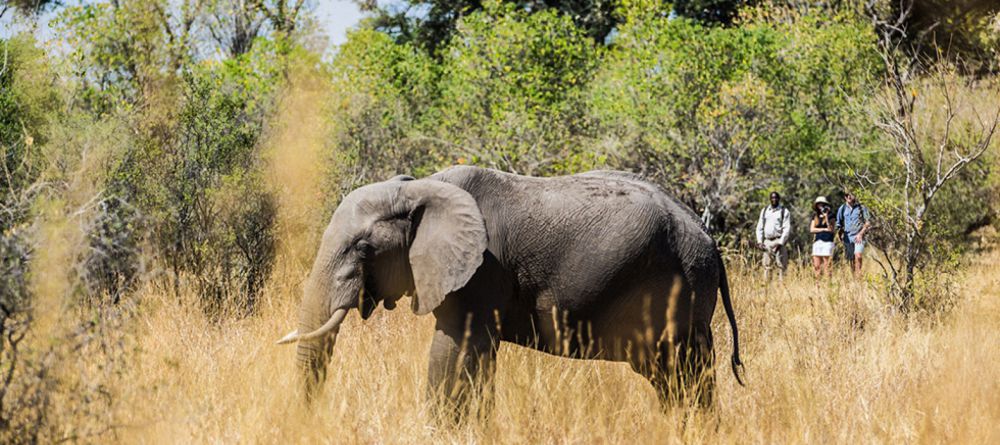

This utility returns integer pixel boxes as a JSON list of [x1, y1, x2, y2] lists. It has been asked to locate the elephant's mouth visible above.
[[382, 293, 406, 311]]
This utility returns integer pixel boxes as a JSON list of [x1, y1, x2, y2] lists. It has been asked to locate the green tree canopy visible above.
[[360, 0, 618, 53], [359, 0, 765, 55], [673, 0, 755, 25], [1, 0, 60, 18]]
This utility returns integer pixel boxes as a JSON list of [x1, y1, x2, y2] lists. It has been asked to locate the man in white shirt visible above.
[[755, 191, 791, 281]]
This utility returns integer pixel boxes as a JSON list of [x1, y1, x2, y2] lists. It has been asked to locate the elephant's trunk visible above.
[[290, 307, 348, 401], [295, 336, 331, 400], [285, 273, 363, 400]]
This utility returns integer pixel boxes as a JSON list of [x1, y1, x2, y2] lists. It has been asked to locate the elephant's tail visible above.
[[718, 252, 746, 387]]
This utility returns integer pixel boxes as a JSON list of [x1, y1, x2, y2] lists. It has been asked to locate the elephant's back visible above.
[[430, 166, 712, 293], [428, 166, 715, 262], [431, 166, 689, 225]]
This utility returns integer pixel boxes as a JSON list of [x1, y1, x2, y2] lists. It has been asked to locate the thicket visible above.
[[0, 0, 998, 440]]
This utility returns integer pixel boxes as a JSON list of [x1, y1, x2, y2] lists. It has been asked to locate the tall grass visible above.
[[100, 252, 1000, 444]]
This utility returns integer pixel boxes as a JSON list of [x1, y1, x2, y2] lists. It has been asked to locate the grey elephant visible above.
[[277, 166, 744, 410]]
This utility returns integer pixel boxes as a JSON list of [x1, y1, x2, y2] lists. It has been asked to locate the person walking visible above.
[[810, 196, 835, 284], [835, 191, 872, 279], [755, 191, 791, 281]]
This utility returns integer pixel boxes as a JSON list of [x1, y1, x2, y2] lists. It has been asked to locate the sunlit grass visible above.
[[104, 251, 1000, 444]]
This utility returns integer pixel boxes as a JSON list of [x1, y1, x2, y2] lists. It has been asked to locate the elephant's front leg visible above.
[[426, 313, 498, 420]]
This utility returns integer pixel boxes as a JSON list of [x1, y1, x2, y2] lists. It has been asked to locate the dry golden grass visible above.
[[103, 251, 1000, 444]]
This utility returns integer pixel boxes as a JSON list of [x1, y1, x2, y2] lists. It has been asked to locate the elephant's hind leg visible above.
[[634, 322, 715, 409], [680, 321, 715, 407]]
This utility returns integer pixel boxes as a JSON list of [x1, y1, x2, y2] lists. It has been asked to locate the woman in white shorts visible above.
[[810, 196, 835, 282]]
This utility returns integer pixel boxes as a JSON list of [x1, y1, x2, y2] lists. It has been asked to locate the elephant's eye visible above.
[[356, 240, 375, 259]]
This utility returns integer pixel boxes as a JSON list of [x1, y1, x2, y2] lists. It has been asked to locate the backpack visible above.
[[759, 206, 788, 229], [757, 206, 788, 226]]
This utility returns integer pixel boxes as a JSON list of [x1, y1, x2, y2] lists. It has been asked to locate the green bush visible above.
[[436, 5, 604, 175], [145, 41, 283, 314], [588, 11, 880, 241], [1, 35, 58, 230], [329, 28, 441, 186]]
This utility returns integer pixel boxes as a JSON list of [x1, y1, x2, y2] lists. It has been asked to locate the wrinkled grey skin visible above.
[[288, 166, 743, 410]]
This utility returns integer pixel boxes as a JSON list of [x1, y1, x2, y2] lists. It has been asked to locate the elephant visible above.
[[277, 166, 744, 411]]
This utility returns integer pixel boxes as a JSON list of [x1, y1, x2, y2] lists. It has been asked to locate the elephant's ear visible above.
[[401, 180, 488, 315]]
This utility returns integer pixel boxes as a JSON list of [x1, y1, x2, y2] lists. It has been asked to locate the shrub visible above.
[[436, 4, 603, 175], [141, 42, 283, 314], [588, 10, 880, 242]]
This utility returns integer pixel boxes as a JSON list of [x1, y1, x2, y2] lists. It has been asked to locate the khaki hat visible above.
[[813, 196, 831, 212]]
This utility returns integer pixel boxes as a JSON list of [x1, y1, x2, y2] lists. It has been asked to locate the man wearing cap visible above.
[[835, 191, 872, 278], [755, 191, 791, 281]]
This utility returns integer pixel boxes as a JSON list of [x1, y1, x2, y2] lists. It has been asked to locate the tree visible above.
[[435, 5, 601, 175], [359, 0, 617, 54], [588, 8, 880, 239], [854, 43, 999, 312], [249, 0, 309, 35], [56, 1, 198, 113], [866, 0, 1000, 75], [206, 0, 266, 57], [328, 28, 440, 185], [673, 0, 756, 25], [0, 0, 60, 19], [686, 74, 781, 230]]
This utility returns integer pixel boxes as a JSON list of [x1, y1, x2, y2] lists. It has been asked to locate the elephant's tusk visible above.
[[275, 308, 349, 345], [276, 329, 300, 344]]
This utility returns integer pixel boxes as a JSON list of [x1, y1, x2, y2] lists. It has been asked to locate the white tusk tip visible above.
[[276, 330, 299, 345]]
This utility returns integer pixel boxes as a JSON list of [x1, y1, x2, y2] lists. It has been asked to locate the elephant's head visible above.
[[276, 176, 488, 397]]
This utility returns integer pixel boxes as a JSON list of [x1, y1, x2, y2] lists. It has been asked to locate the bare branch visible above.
[[931, 107, 999, 198]]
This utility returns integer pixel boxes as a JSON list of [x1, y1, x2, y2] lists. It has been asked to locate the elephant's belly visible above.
[[505, 274, 689, 364]]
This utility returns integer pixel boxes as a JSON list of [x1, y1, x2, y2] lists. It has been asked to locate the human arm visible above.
[[855, 206, 872, 242], [835, 205, 845, 240], [778, 209, 791, 245], [820, 212, 834, 232], [755, 208, 765, 244]]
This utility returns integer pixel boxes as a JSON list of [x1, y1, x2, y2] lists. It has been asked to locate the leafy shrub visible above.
[[1, 35, 56, 231], [79, 196, 145, 304], [329, 28, 441, 187], [436, 4, 603, 175], [0, 41, 127, 439], [588, 10, 880, 240], [143, 42, 283, 314]]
